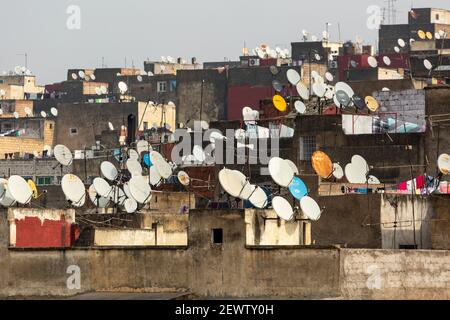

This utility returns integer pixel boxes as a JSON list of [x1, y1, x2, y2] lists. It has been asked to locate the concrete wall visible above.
[[340, 249, 450, 300]]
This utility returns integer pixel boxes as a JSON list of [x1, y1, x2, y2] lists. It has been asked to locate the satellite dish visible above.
[[426, 31, 433, 40], [332, 163, 344, 180], [61, 174, 86, 207], [418, 30, 426, 40], [248, 186, 268, 209], [95, 87, 102, 95], [287, 69, 301, 86], [124, 198, 138, 213], [312, 83, 326, 98], [193, 145, 206, 163], [335, 82, 355, 98], [137, 75, 143, 82], [311, 151, 333, 179], [27, 180, 38, 199], [8, 176, 33, 205], [365, 96, 379, 112], [88, 185, 110, 208], [383, 56, 391, 66], [325, 85, 335, 100], [300, 196, 321, 221], [394, 46, 400, 53], [13, 112, 19, 119], [78, 71, 85, 78], [368, 175, 381, 184], [234, 129, 246, 140], [345, 155, 369, 184], [100, 86, 108, 94], [110, 186, 127, 205], [54, 144, 73, 166], [438, 153, 450, 175], [398, 38, 406, 48], [218, 169, 253, 200], [294, 101, 307, 114], [128, 149, 140, 161], [335, 90, 351, 108], [424, 59, 433, 70], [269, 65, 279, 75], [129, 176, 152, 204], [177, 171, 191, 186], [41, 111, 47, 118], [100, 161, 119, 181], [296, 82, 310, 100], [353, 95, 366, 110], [268, 157, 295, 187], [24, 107, 32, 116], [43, 145, 53, 156], [50, 107, 58, 117], [118, 81, 128, 94], [108, 122, 114, 131], [136, 140, 152, 154], [126, 159, 143, 176], [368, 56, 378, 68], [0, 179, 16, 207], [71, 73, 78, 80], [288, 176, 308, 201], [314, 53, 321, 61], [382, 87, 390, 92], [148, 166, 162, 186], [272, 197, 294, 221], [272, 80, 283, 92], [325, 72, 334, 82], [273, 95, 287, 112], [93, 177, 112, 198], [150, 151, 173, 179], [90, 74, 96, 81]]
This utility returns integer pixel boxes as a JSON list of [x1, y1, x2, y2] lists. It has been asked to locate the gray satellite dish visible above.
[[50, 107, 58, 117], [100, 161, 119, 181], [0, 179, 16, 207], [54, 144, 73, 166], [124, 198, 138, 213]]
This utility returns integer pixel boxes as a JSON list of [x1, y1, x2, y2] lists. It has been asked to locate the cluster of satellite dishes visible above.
[[0, 106, 58, 119], [301, 30, 328, 42], [161, 56, 182, 64], [12, 66, 32, 76], [252, 44, 291, 60], [269, 67, 382, 114], [71, 70, 97, 82]]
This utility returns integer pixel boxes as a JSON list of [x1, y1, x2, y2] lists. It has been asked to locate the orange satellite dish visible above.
[[311, 151, 333, 179], [273, 95, 287, 112]]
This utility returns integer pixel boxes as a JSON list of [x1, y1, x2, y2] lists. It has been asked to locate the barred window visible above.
[[299, 136, 316, 161]]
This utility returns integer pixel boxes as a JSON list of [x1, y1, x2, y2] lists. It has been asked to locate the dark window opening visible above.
[[211, 229, 223, 245], [70, 128, 78, 135], [399, 244, 418, 250]]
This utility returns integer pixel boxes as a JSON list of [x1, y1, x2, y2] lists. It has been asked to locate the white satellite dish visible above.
[[368, 56, 378, 68], [272, 196, 294, 221], [193, 145, 206, 163], [128, 149, 140, 161], [137, 75, 143, 82], [129, 176, 152, 204], [88, 185, 110, 208], [312, 83, 326, 98], [150, 151, 172, 179], [108, 122, 114, 131], [0, 179, 16, 207], [71, 73, 78, 80], [177, 171, 191, 186], [383, 56, 391, 66], [332, 163, 344, 180], [398, 38, 406, 48], [294, 101, 307, 114], [43, 145, 53, 156], [78, 70, 85, 78], [325, 72, 334, 82], [218, 169, 253, 200], [300, 196, 321, 221], [8, 176, 33, 205], [13, 112, 19, 119], [325, 85, 335, 100], [50, 107, 58, 117], [110, 186, 127, 205], [61, 174, 86, 206], [268, 157, 294, 187], [126, 159, 143, 176], [41, 111, 47, 118], [93, 177, 112, 198], [287, 69, 301, 86], [367, 175, 381, 184], [54, 144, 73, 166], [438, 153, 450, 175], [394, 46, 400, 53], [100, 161, 119, 181], [124, 198, 138, 213], [148, 166, 162, 186], [90, 74, 96, 81], [118, 81, 128, 94], [248, 186, 268, 209], [296, 82, 310, 100], [424, 59, 433, 71], [100, 86, 108, 94], [345, 155, 369, 184], [136, 140, 152, 154], [285, 159, 299, 175], [24, 107, 32, 116]]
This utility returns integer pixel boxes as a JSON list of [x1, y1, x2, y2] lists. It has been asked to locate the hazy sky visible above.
[[0, 0, 448, 84]]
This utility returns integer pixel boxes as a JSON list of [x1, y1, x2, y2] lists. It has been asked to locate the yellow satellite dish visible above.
[[311, 151, 333, 179], [365, 96, 379, 112], [426, 31, 433, 40], [27, 180, 38, 199], [417, 30, 426, 40], [273, 95, 287, 112]]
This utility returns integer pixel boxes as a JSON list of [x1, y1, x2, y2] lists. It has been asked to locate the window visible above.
[[49, 123, 53, 129], [157, 81, 167, 93], [37, 176, 53, 186], [70, 128, 78, 135], [436, 14, 440, 21], [211, 229, 223, 245], [299, 136, 316, 161], [170, 80, 177, 92]]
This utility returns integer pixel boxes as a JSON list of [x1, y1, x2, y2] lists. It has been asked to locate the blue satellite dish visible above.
[[143, 153, 153, 168], [288, 176, 308, 200]]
